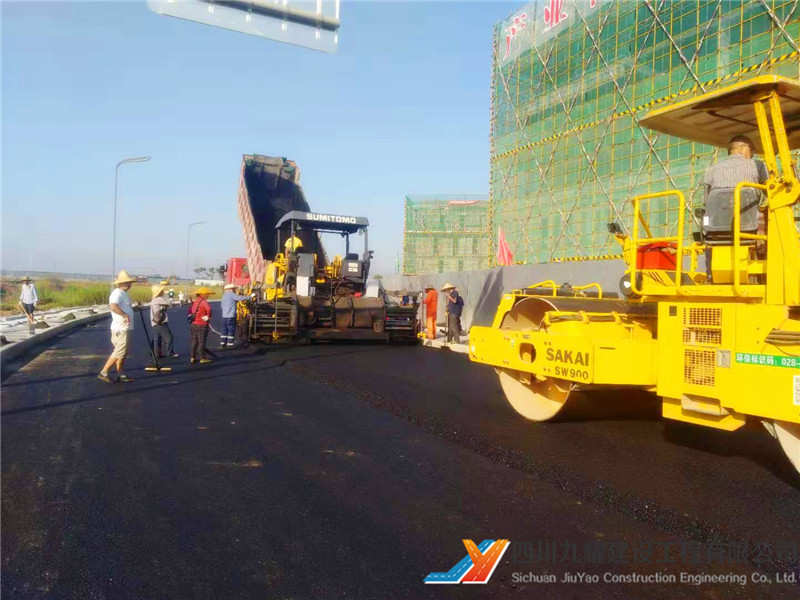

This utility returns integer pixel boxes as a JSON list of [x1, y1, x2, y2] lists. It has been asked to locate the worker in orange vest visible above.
[[423, 285, 438, 339]]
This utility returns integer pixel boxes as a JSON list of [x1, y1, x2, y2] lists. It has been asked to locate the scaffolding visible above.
[[491, 0, 800, 265], [403, 195, 490, 274]]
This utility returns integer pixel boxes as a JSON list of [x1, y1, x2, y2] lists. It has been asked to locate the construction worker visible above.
[[701, 135, 769, 280], [282, 236, 304, 292], [423, 285, 438, 339], [18, 276, 38, 327], [150, 284, 179, 359], [98, 270, 137, 383], [189, 287, 215, 364], [284, 235, 303, 252], [442, 283, 463, 343], [702, 135, 768, 203], [220, 283, 247, 348]]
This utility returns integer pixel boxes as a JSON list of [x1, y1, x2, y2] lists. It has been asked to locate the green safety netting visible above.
[[402, 195, 490, 275], [491, 0, 800, 264]]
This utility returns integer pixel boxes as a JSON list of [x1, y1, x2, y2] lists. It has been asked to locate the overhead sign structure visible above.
[[147, 0, 340, 53]]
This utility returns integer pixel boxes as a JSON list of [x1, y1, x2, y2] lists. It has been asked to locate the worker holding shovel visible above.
[[18, 276, 38, 327], [150, 284, 179, 359]]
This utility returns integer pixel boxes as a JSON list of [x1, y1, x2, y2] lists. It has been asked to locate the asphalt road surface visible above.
[[3, 306, 800, 599]]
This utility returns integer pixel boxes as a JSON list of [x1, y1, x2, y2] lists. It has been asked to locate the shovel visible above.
[[18, 301, 35, 325], [138, 307, 172, 372]]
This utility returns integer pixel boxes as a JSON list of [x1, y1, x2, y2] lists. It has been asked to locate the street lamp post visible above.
[[112, 156, 151, 281], [187, 221, 206, 280]]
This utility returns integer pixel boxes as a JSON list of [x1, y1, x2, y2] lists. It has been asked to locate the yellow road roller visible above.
[[470, 76, 800, 476]]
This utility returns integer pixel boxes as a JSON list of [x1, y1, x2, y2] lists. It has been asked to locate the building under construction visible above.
[[491, 0, 800, 265], [402, 195, 490, 275]]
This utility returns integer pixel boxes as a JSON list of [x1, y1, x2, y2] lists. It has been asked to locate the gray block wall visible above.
[[384, 260, 627, 331]]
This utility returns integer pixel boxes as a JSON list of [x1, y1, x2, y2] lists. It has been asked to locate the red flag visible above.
[[496, 227, 514, 266]]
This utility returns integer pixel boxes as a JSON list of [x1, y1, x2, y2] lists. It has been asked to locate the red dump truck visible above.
[[224, 257, 250, 287]]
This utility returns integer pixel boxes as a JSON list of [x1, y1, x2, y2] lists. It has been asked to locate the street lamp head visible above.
[[117, 156, 151, 168], [187, 221, 207, 278], [112, 155, 151, 285]]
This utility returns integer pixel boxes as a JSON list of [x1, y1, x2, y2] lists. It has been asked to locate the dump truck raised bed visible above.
[[236, 155, 319, 285]]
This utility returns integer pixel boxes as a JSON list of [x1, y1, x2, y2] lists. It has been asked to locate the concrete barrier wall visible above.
[[383, 260, 626, 331]]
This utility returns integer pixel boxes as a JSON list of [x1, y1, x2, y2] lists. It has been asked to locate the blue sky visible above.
[[2, 1, 516, 277]]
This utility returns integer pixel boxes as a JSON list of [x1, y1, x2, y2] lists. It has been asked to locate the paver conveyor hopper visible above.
[[470, 76, 800, 476], [250, 211, 419, 343]]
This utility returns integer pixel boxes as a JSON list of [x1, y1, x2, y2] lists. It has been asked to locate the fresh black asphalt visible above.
[[2, 306, 799, 599]]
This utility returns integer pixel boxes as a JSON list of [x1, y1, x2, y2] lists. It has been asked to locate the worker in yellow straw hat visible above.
[[188, 286, 216, 364], [18, 275, 38, 326], [98, 270, 137, 383], [150, 284, 179, 360], [441, 282, 463, 343]]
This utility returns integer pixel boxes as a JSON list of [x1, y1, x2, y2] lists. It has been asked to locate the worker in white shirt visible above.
[[98, 270, 137, 384], [19, 276, 38, 325]]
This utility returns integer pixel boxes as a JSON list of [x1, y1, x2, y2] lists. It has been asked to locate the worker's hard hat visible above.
[[194, 286, 215, 296], [151, 284, 166, 299]]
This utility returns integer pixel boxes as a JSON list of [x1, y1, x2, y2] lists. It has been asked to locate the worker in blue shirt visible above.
[[220, 284, 248, 348]]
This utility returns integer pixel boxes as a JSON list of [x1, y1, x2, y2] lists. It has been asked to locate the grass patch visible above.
[[1, 278, 155, 315]]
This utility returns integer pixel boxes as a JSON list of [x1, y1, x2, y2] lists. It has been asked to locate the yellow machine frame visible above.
[[470, 76, 800, 475], [265, 254, 289, 301]]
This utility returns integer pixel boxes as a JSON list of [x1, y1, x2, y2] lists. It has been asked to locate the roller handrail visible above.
[[516, 280, 604, 299], [523, 280, 559, 296], [630, 190, 687, 296], [573, 283, 604, 299]]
